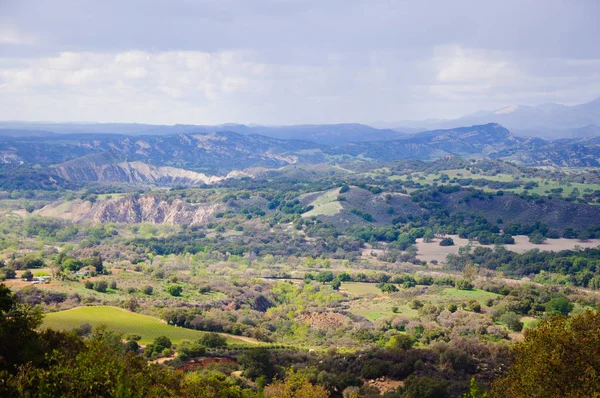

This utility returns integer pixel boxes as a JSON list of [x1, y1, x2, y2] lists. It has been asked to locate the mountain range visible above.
[[2, 97, 600, 144], [392, 96, 600, 139], [3, 122, 600, 190]]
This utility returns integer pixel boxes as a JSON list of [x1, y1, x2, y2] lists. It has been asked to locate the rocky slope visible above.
[[37, 195, 224, 225]]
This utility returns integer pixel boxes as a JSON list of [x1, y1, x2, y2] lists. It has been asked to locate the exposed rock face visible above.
[[54, 160, 227, 186], [38, 195, 223, 225]]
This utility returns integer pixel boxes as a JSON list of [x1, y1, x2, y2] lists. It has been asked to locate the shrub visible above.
[[546, 298, 574, 316], [21, 270, 34, 281], [199, 332, 228, 348], [500, 312, 524, 332], [109, 281, 117, 290], [141, 285, 153, 295], [93, 280, 108, 293], [166, 284, 183, 297], [153, 335, 172, 349], [439, 237, 454, 246], [456, 279, 473, 290]]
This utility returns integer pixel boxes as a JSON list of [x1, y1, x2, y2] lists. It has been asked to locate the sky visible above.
[[0, 0, 599, 125]]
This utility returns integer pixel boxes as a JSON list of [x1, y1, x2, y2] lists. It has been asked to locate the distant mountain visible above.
[[331, 123, 530, 161], [5, 122, 600, 189], [0, 122, 404, 145], [0, 132, 326, 174], [393, 97, 600, 138]]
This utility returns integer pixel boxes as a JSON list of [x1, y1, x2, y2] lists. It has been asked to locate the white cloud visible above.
[[434, 45, 512, 83], [0, 26, 36, 45], [0, 46, 599, 124]]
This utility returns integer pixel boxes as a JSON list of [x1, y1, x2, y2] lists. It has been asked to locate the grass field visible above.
[[345, 283, 502, 321], [43, 306, 244, 344], [303, 188, 342, 217], [340, 282, 382, 296]]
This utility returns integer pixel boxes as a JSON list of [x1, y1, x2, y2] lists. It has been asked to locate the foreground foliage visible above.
[[492, 310, 600, 398]]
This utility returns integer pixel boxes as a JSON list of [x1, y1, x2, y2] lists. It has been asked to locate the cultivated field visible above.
[[42, 306, 251, 345]]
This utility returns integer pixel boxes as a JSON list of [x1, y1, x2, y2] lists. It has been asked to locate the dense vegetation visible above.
[[2, 158, 600, 397]]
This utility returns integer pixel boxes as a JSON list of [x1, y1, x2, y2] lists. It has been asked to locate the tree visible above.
[[499, 312, 523, 332], [331, 279, 341, 291], [238, 348, 275, 381], [456, 279, 473, 290], [264, 369, 329, 398], [423, 230, 435, 243], [385, 334, 414, 350], [439, 237, 454, 246], [378, 283, 398, 294], [153, 335, 172, 349], [528, 232, 546, 245], [3, 267, 16, 279], [21, 270, 34, 281], [166, 284, 183, 297], [142, 285, 153, 295], [402, 376, 449, 398], [0, 284, 44, 373], [199, 332, 227, 348], [315, 271, 334, 284], [545, 297, 573, 316], [492, 310, 600, 397], [93, 280, 108, 293]]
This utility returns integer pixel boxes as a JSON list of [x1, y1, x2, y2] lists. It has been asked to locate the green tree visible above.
[[21, 270, 34, 281], [199, 332, 227, 348], [331, 279, 341, 291], [166, 284, 183, 297], [315, 271, 334, 283], [93, 280, 108, 293], [385, 334, 415, 350], [238, 348, 275, 381], [0, 284, 44, 373], [545, 297, 573, 316], [492, 310, 600, 397], [142, 285, 153, 295], [153, 335, 172, 349]]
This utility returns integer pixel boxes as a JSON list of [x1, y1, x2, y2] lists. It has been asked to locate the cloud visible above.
[[0, 26, 36, 45], [434, 45, 513, 83]]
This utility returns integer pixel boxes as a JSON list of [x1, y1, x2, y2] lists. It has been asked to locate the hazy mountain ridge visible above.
[[4, 123, 600, 189], [393, 97, 600, 139], [0, 122, 403, 145]]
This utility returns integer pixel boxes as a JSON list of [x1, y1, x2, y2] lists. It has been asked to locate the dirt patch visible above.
[[416, 235, 600, 264], [366, 377, 404, 393], [297, 312, 351, 330], [180, 357, 237, 371]]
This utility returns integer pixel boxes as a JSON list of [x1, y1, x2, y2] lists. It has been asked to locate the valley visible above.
[[3, 124, 600, 397]]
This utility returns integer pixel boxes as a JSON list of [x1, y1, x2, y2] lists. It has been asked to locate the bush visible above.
[[546, 298, 574, 316], [93, 280, 108, 293], [166, 284, 183, 297], [199, 332, 227, 348], [402, 376, 449, 398], [84, 280, 94, 289], [3, 267, 16, 279], [439, 237, 454, 246], [21, 270, 34, 281], [500, 312, 524, 332], [153, 335, 172, 349], [141, 285, 153, 295], [109, 281, 117, 290], [385, 334, 415, 350], [455, 279, 473, 290]]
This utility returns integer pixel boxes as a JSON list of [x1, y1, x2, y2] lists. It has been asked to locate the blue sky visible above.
[[0, 0, 599, 125]]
